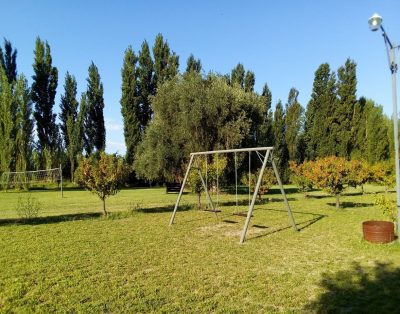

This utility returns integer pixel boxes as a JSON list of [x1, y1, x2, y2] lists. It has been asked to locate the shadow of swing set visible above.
[[169, 147, 298, 244]]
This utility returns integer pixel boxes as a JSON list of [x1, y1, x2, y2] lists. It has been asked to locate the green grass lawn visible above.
[[0, 185, 399, 313]]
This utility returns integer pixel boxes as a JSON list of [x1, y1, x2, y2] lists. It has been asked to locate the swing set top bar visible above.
[[190, 147, 274, 156]]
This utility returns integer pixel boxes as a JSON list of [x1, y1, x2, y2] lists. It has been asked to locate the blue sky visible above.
[[1, 0, 399, 154]]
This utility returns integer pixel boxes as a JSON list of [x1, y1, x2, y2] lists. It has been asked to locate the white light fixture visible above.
[[368, 13, 383, 31]]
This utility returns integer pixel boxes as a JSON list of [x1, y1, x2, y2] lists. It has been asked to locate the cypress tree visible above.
[[14, 74, 33, 172], [31, 37, 59, 152], [244, 71, 255, 92], [137, 40, 154, 129], [84, 62, 106, 154], [231, 63, 245, 88], [185, 54, 202, 73], [273, 100, 289, 181], [120, 46, 141, 165], [59, 72, 78, 148], [285, 88, 304, 161], [152, 34, 179, 87], [0, 38, 17, 84]]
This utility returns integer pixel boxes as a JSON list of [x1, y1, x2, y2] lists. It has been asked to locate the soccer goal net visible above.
[[0, 167, 63, 195]]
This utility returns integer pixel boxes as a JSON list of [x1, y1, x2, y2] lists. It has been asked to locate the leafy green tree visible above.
[[244, 71, 255, 92], [273, 100, 289, 181], [75, 152, 127, 215], [134, 72, 263, 182], [0, 67, 14, 172], [241, 167, 277, 200], [285, 88, 304, 161], [185, 54, 202, 73], [84, 62, 106, 154], [231, 63, 245, 88], [137, 40, 154, 129], [59, 72, 78, 148], [0, 38, 17, 84], [31, 37, 59, 153], [305, 63, 337, 159], [334, 59, 357, 158], [14, 74, 33, 173], [289, 161, 313, 194], [120, 46, 140, 165]]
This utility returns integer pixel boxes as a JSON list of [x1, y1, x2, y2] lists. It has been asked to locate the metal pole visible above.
[[239, 149, 270, 244], [389, 46, 400, 234], [198, 169, 215, 211], [271, 158, 297, 231], [60, 164, 63, 198], [169, 154, 195, 226]]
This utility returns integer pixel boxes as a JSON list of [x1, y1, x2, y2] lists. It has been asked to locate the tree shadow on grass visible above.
[[0, 212, 103, 226], [134, 204, 192, 214], [304, 262, 400, 313], [327, 202, 374, 208]]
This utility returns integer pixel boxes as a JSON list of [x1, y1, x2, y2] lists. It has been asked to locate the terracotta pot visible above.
[[362, 220, 394, 244]]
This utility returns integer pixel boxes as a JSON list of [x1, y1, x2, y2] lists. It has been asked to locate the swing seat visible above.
[[233, 211, 253, 217]]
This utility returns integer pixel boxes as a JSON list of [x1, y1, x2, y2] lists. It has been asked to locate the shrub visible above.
[[346, 160, 371, 193], [289, 161, 313, 194], [374, 194, 397, 223], [15, 194, 41, 220], [241, 167, 277, 200]]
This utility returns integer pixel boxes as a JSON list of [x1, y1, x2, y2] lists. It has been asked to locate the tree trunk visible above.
[[197, 192, 201, 209], [70, 160, 74, 183], [102, 198, 108, 215], [335, 194, 340, 209]]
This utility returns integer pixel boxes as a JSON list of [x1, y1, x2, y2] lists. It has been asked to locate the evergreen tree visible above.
[[137, 40, 154, 129], [0, 67, 14, 172], [244, 71, 255, 92], [59, 72, 78, 148], [273, 100, 289, 181], [304, 63, 337, 159], [185, 54, 202, 73], [0, 38, 17, 84], [285, 88, 304, 161], [351, 97, 367, 159], [231, 63, 245, 88], [334, 58, 357, 158], [84, 62, 106, 154], [14, 74, 33, 172], [120, 46, 141, 165], [257, 83, 274, 146], [31, 37, 59, 152]]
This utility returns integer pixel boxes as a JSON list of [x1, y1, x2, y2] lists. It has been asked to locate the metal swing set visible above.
[[169, 147, 298, 244]]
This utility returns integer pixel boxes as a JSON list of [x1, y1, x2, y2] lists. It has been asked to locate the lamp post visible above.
[[368, 13, 400, 234]]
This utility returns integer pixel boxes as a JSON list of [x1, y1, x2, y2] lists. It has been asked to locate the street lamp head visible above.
[[368, 13, 383, 31]]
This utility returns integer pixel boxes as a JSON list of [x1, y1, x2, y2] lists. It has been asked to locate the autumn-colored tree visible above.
[[241, 167, 277, 200], [370, 161, 395, 193], [346, 159, 371, 193], [289, 161, 313, 194], [302, 156, 349, 208], [75, 152, 127, 215]]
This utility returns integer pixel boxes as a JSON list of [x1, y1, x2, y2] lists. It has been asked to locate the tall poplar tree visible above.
[[59, 72, 78, 148], [244, 71, 255, 92], [273, 100, 289, 181], [231, 63, 245, 88], [0, 39, 17, 84], [285, 88, 304, 162], [334, 58, 357, 158], [257, 83, 274, 146], [137, 41, 154, 130], [84, 62, 106, 154], [0, 67, 14, 172], [31, 37, 59, 152], [14, 74, 33, 172], [120, 46, 140, 165], [185, 54, 202, 73], [304, 63, 337, 159]]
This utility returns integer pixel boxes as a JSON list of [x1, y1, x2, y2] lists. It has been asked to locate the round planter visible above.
[[362, 220, 394, 244]]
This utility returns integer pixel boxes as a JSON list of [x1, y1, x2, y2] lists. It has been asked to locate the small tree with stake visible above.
[[75, 152, 127, 215]]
